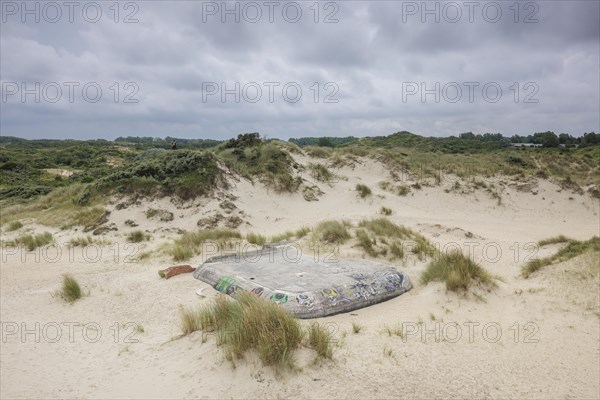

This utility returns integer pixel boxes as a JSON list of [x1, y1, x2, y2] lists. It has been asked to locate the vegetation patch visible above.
[[180, 293, 314, 374], [355, 184, 372, 198], [246, 232, 267, 246], [522, 236, 600, 278], [127, 230, 151, 243], [10, 232, 53, 251], [169, 228, 242, 261], [270, 227, 311, 243], [313, 220, 351, 244], [6, 220, 23, 231], [58, 274, 82, 304], [307, 163, 334, 183], [421, 250, 496, 292], [538, 235, 570, 246]]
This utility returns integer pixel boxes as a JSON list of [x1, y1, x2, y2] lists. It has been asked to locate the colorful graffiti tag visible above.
[[270, 291, 288, 304]]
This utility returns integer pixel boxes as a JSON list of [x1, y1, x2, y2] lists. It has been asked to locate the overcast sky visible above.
[[1, 0, 598, 140]]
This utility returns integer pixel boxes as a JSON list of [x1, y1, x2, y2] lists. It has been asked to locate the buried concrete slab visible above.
[[193, 244, 412, 318]]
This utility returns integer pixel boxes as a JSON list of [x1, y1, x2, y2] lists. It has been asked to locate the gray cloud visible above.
[[1, 0, 598, 140]]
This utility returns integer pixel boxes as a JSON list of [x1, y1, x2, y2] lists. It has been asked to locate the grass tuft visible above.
[[421, 250, 495, 292], [127, 230, 151, 243], [6, 221, 23, 231], [246, 232, 267, 246], [380, 206, 392, 216], [352, 322, 363, 334], [180, 293, 304, 374], [169, 228, 242, 261], [12, 232, 53, 251], [355, 184, 372, 198], [59, 274, 82, 303], [307, 322, 333, 360], [314, 220, 351, 244]]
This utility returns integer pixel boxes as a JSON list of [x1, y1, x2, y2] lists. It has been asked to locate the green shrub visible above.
[[355, 184, 372, 198], [421, 250, 495, 292]]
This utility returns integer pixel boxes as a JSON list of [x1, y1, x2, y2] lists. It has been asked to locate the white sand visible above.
[[1, 158, 599, 399]]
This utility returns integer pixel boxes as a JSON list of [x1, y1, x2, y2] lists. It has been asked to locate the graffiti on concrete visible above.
[[214, 276, 239, 295], [296, 293, 315, 309], [270, 291, 288, 304]]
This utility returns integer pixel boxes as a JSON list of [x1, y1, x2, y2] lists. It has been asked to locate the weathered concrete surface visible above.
[[193, 244, 412, 318]]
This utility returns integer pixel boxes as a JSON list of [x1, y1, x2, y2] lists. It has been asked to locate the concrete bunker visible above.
[[193, 244, 413, 318]]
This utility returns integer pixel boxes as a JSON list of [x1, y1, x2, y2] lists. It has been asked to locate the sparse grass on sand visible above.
[[522, 236, 600, 278], [6, 220, 23, 231], [307, 163, 334, 183], [307, 322, 333, 360], [180, 293, 312, 374], [68, 235, 110, 247], [313, 220, 351, 244], [126, 230, 151, 243], [538, 235, 571, 246], [246, 232, 267, 246], [357, 218, 434, 260], [421, 250, 496, 292], [355, 183, 372, 198], [352, 322, 363, 334], [168, 228, 242, 261], [10, 232, 53, 251], [58, 274, 82, 303], [270, 227, 310, 243], [380, 206, 392, 216], [1, 185, 107, 229]]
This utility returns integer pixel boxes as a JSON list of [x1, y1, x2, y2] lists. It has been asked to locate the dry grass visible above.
[[421, 250, 495, 292], [380, 206, 392, 216], [351, 322, 363, 334]]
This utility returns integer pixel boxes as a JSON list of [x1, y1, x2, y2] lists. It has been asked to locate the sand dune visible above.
[[1, 158, 599, 399]]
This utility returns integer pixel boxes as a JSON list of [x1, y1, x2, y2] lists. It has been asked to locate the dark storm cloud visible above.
[[0, 0, 598, 140]]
